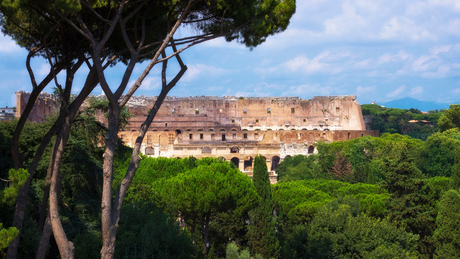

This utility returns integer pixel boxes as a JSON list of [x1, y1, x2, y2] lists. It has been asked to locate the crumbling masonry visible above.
[[16, 91, 378, 183]]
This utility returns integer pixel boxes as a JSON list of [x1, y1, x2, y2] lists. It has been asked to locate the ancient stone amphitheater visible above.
[[16, 91, 378, 183]]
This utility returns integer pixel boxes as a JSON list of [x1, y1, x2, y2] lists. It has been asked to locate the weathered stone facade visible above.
[[16, 93, 378, 183]]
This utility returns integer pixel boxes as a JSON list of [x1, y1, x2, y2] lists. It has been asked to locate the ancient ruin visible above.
[[16, 92, 378, 183]]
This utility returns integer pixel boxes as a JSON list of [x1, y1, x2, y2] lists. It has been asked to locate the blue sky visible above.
[[1, 0, 460, 108]]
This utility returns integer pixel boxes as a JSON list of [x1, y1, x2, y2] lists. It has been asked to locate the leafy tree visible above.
[[380, 147, 435, 256], [283, 198, 419, 259], [451, 147, 460, 189], [438, 104, 460, 132], [248, 155, 279, 259], [2, 1, 296, 258], [114, 202, 195, 259], [422, 128, 460, 177], [432, 190, 460, 258], [154, 159, 260, 256], [226, 241, 263, 259]]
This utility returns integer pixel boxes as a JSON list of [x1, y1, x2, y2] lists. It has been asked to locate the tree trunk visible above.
[[100, 106, 120, 259], [36, 212, 52, 259], [49, 120, 74, 259]]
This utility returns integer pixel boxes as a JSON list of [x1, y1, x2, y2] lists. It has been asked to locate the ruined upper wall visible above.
[[15, 92, 366, 131], [16, 90, 61, 122], [125, 95, 366, 131]]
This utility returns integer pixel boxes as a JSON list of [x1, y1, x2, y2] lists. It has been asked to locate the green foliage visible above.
[[0, 168, 29, 206], [73, 231, 101, 259], [153, 158, 259, 255], [422, 128, 460, 177], [248, 156, 279, 259], [361, 104, 442, 140], [432, 190, 460, 258], [115, 202, 195, 259], [438, 103, 460, 132], [381, 148, 436, 256], [282, 198, 419, 259], [452, 148, 460, 189], [226, 241, 263, 259], [0, 223, 18, 251]]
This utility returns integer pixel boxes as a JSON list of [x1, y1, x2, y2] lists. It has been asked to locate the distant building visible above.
[[0, 106, 15, 121]]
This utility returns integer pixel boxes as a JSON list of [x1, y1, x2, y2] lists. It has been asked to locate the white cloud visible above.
[[285, 52, 330, 73], [380, 16, 432, 40], [182, 64, 231, 82], [281, 84, 339, 97], [452, 88, 460, 95], [386, 85, 406, 99], [0, 35, 22, 53], [409, 86, 423, 97], [356, 86, 376, 95], [430, 45, 453, 55]]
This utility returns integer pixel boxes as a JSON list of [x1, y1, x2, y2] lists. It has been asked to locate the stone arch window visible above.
[[231, 128, 237, 131], [231, 157, 239, 168], [303, 119, 306, 122], [186, 129, 192, 131], [267, 128, 272, 131], [271, 156, 280, 170], [175, 129, 182, 134], [219, 109, 223, 113], [219, 129, 226, 131], [172, 108, 176, 114], [308, 145, 315, 154], [243, 108, 247, 114], [195, 109, 199, 114], [302, 128, 307, 130], [208, 129, 215, 131], [197, 129, 203, 131], [201, 146, 211, 153], [267, 108, 271, 113], [145, 147, 155, 155], [313, 128, 318, 131], [291, 128, 296, 130], [291, 108, 295, 113], [324, 128, 330, 131], [230, 146, 239, 153]]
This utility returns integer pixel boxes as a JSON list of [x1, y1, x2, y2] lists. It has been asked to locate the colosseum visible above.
[[16, 91, 378, 183]]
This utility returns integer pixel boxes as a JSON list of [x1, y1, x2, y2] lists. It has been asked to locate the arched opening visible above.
[[231, 157, 239, 168], [145, 147, 155, 155], [208, 129, 214, 131], [186, 129, 192, 131], [201, 146, 212, 154], [218, 156, 226, 161], [175, 129, 182, 134], [313, 128, 318, 131], [244, 157, 253, 171], [302, 128, 307, 130], [219, 129, 226, 131], [230, 146, 239, 153], [308, 145, 315, 154], [164, 129, 169, 131], [197, 129, 203, 131], [291, 128, 296, 130], [271, 156, 280, 170], [231, 128, 237, 131], [324, 128, 330, 131], [267, 128, 272, 131]]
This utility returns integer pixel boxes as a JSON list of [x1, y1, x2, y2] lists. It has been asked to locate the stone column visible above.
[[239, 160, 244, 171]]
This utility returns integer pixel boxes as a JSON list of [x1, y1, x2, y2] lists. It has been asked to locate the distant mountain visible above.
[[376, 97, 455, 112]]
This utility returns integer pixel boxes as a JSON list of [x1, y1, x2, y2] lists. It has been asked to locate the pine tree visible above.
[[451, 148, 460, 189], [248, 155, 280, 259], [433, 190, 460, 258]]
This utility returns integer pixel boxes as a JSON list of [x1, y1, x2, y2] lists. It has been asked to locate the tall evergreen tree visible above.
[[451, 148, 460, 189], [432, 189, 460, 258], [248, 155, 280, 259]]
